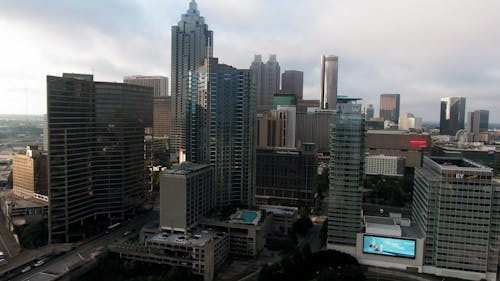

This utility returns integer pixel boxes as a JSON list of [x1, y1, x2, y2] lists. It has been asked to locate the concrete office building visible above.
[[273, 93, 296, 110], [170, 0, 213, 152], [296, 99, 320, 113], [365, 155, 405, 176], [47, 74, 152, 243], [256, 106, 296, 148], [160, 163, 214, 233], [379, 94, 400, 123], [124, 75, 168, 97], [399, 112, 422, 131], [256, 147, 317, 207], [328, 100, 365, 251], [12, 145, 48, 197], [296, 108, 335, 152], [281, 70, 303, 100], [412, 157, 500, 281], [320, 55, 338, 110], [363, 104, 374, 120], [439, 97, 466, 136], [186, 58, 255, 208], [152, 96, 171, 140], [250, 54, 281, 112], [367, 130, 431, 167], [467, 110, 489, 142], [259, 205, 298, 236]]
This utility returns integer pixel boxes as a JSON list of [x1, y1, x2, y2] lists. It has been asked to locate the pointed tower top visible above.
[[189, 0, 197, 10]]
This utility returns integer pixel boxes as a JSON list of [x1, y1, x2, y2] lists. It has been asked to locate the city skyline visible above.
[[1, 0, 500, 122]]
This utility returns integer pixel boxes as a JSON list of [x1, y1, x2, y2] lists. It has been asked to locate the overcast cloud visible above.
[[0, 0, 499, 122]]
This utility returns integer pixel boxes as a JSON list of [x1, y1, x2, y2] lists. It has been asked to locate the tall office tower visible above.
[[12, 145, 48, 197], [379, 93, 400, 123], [363, 104, 374, 120], [250, 54, 280, 112], [153, 96, 171, 139], [399, 112, 423, 131], [281, 70, 303, 100], [187, 58, 255, 208], [466, 110, 489, 141], [47, 74, 152, 243], [412, 156, 500, 281], [171, 0, 213, 152], [320, 55, 338, 110], [439, 96, 466, 136], [295, 109, 335, 153], [123, 75, 169, 97], [328, 99, 365, 250]]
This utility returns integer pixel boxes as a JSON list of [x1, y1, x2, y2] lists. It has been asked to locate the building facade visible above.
[[250, 54, 281, 112], [365, 155, 405, 176], [439, 97, 466, 136], [412, 157, 500, 281], [255, 147, 317, 206], [466, 110, 489, 141], [296, 108, 335, 153], [256, 106, 296, 148], [281, 70, 303, 100], [170, 0, 213, 152], [328, 101, 365, 249], [123, 75, 168, 97], [320, 55, 338, 110], [47, 74, 152, 243], [379, 94, 400, 123], [12, 146, 47, 196], [363, 104, 374, 120], [186, 58, 255, 208], [399, 112, 422, 131]]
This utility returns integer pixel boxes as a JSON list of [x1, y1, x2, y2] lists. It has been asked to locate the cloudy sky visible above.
[[1, 0, 499, 122]]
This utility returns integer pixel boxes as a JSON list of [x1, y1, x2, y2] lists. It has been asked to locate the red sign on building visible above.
[[409, 137, 428, 148]]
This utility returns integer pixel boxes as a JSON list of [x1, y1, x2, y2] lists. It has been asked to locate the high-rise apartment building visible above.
[[256, 106, 296, 148], [124, 76, 168, 97], [412, 156, 500, 281], [467, 109, 489, 141], [363, 104, 374, 120], [250, 54, 280, 112], [12, 145, 48, 197], [328, 99, 365, 249], [320, 55, 338, 110], [171, 0, 213, 152], [47, 74, 152, 243], [296, 108, 334, 153], [439, 97, 466, 136], [281, 70, 303, 100], [399, 112, 422, 131], [186, 58, 255, 208], [153, 96, 171, 140], [379, 94, 400, 123]]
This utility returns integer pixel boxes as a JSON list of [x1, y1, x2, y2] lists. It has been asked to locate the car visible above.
[[123, 231, 131, 236], [21, 266, 31, 273], [33, 260, 44, 267]]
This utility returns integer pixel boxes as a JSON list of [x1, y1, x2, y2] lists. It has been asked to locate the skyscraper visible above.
[[412, 156, 500, 280], [363, 104, 374, 120], [124, 75, 169, 97], [250, 54, 280, 112], [47, 74, 152, 243], [466, 109, 489, 141], [171, 0, 213, 152], [439, 97, 466, 136], [328, 99, 365, 249], [320, 55, 338, 110], [281, 70, 303, 100], [187, 58, 255, 208], [379, 93, 400, 123]]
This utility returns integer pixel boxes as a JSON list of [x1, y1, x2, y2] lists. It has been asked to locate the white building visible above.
[[365, 155, 405, 176], [399, 112, 422, 131]]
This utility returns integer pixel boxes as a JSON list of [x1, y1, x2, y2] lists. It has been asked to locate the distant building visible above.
[[328, 100, 365, 252], [412, 157, 500, 281], [296, 99, 320, 113], [399, 112, 422, 131], [466, 109, 489, 141], [12, 145, 47, 197], [366, 130, 431, 167], [170, 0, 213, 152], [47, 73, 152, 243], [160, 163, 214, 233], [281, 70, 303, 100], [363, 104, 374, 120], [123, 75, 168, 97], [256, 106, 296, 148], [152, 96, 171, 144], [320, 55, 338, 110], [379, 94, 400, 123], [439, 97, 466, 136], [296, 108, 335, 152], [365, 155, 405, 176], [273, 93, 296, 109], [250, 54, 281, 112], [255, 147, 317, 207]]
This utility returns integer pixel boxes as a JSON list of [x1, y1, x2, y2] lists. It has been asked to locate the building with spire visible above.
[[171, 0, 213, 154], [250, 54, 280, 112]]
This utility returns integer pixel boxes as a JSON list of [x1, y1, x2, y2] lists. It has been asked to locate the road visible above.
[[9, 211, 156, 281]]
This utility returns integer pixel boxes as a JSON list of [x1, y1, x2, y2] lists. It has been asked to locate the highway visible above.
[[8, 211, 156, 281]]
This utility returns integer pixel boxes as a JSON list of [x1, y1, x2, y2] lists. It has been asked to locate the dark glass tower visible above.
[[379, 93, 400, 123], [439, 96, 466, 136], [47, 74, 152, 243], [187, 58, 256, 208], [170, 0, 213, 153]]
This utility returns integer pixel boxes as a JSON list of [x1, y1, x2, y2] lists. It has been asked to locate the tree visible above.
[[319, 218, 328, 245], [292, 217, 313, 237]]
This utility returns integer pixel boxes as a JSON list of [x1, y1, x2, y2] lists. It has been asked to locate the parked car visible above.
[[33, 260, 44, 267], [21, 266, 31, 273]]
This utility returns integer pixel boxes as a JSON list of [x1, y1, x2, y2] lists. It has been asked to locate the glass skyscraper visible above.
[[328, 100, 365, 248], [439, 96, 466, 136], [320, 55, 338, 110], [170, 0, 213, 152]]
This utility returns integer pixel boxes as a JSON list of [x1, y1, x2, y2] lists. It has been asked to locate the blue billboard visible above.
[[363, 235, 416, 259]]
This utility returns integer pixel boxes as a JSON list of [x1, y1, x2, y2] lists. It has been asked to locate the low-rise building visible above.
[[259, 205, 297, 236], [0, 189, 48, 231], [365, 155, 405, 176]]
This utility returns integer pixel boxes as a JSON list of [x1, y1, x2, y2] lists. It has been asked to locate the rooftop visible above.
[[259, 205, 298, 216], [229, 210, 261, 225], [364, 216, 423, 239], [148, 229, 224, 247], [163, 162, 211, 175], [0, 189, 47, 209], [430, 156, 491, 170]]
